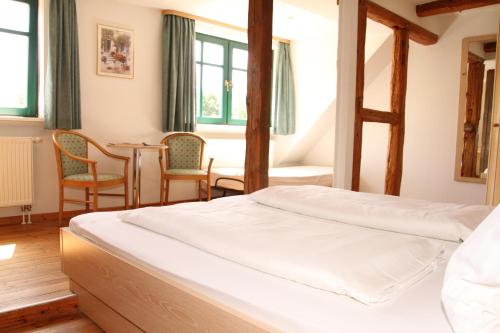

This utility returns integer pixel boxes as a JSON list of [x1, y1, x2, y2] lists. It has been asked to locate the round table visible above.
[[108, 143, 167, 208]]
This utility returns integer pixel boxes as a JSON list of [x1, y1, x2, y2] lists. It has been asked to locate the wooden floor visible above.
[[0, 221, 72, 312], [8, 313, 103, 333]]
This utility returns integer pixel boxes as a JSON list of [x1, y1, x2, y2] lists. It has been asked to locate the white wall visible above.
[[0, 0, 337, 218], [360, 7, 500, 204]]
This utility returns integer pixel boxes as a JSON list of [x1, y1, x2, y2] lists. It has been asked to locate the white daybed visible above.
[[61, 185, 491, 333], [210, 165, 333, 193]]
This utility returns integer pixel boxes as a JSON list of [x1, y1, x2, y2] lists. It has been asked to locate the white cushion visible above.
[[442, 206, 500, 333]]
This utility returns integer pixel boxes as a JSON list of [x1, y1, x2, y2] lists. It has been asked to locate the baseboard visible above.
[[0, 199, 198, 226], [0, 294, 78, 332]]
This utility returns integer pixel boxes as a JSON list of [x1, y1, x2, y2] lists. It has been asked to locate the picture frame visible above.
[[97, 24, 134, 79]]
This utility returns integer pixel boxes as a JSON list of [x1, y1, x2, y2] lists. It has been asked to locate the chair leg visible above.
[[207, 180, 212, 201], [160, 176, 164, 206], [198, 181, 202, 201], [58, 185, 64, 227], [85, 188, 90, 212], [207, 176, 212, 201], [165, 179, 170, 205], [92, 187, 98, 212], [124, 180, 129, 210]]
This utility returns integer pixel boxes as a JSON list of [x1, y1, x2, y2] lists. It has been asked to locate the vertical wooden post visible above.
[[462, 59, 485, 177], [351, 0, 368, 192], [480, 69, 495, 172], [385, 28, 409, 196], [244, 0, 273, 194]]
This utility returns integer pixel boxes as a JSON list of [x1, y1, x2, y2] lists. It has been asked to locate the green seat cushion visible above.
[[64, 173, 123, 182], [165, 169, 207, 176]]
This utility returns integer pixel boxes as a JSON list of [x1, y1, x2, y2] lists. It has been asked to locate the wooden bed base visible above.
[[61, 228, 280, 333]]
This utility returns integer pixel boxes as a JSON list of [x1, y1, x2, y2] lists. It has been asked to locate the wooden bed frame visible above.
[[61, 228, 281, 333]]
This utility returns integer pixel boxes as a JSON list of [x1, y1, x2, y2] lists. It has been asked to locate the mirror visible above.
[[456, 35, 497, 184]]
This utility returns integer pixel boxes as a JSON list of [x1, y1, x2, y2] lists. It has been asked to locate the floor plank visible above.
[[0, 222, 70, 312], [7, 313, 103, 333]]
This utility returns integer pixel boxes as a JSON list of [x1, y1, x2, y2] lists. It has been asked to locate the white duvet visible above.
[[117, 186, 490, 305]]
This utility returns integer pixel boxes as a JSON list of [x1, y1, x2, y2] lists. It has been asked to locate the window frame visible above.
[[196, 33, 248, 126], [0, 0, 38, 117]]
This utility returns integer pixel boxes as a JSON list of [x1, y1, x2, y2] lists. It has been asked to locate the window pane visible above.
[[196, 64, 201, 116], [231, 70, 247, 121], [232, 48, 248, 70], [203, 42, 224, 65], [195, 40, 201, 62], [0, 32, 28, 109], [0, 1, 30, 32], [201, 65, 223, 118]]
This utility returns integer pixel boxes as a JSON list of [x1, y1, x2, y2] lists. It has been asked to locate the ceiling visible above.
[[116, 0, 339, 39]]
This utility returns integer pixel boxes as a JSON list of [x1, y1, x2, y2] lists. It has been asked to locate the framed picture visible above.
[[97, 24, 134, 79]]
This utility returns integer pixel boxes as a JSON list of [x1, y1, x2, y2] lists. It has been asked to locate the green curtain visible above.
[[45, 0, 81, 129], [162, 15, 196, 132], [273, 42, 296, 135]]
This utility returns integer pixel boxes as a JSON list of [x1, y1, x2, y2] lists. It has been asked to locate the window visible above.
[[196, 34, 248, 125], [0, 0, 38, 117]]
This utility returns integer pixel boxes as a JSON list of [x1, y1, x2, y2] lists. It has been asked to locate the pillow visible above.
[[442, 206, 500, 333], [250, 185, 492, 242]]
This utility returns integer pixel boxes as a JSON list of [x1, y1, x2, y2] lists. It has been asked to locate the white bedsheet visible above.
[[119, 196, 446, 304], [70, 207, 457, 333]]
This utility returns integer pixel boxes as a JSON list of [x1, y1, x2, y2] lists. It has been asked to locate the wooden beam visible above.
[[385, 28, 409, 196], [161, 9, 290, 44], [416, 0, 500, 17], [361, 108, 400, 124], [366, 1, 438, 45], [244, 0, 273, 194], [484, 41, 497, 53], [468, 51, 485, 63], [480, 69, 495, 172], [461, 61, 485, 177], [351, 0, 368, 192]]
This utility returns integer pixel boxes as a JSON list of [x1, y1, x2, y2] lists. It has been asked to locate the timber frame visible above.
[[244, 0, 274, 194], [61, 229, 281, 333], [416, 0, 500, 17], [352, 0, 438, 196]]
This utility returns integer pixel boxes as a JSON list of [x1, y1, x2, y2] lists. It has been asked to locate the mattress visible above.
[[211, 165, 333, 190], [69, 198, 457, 333]]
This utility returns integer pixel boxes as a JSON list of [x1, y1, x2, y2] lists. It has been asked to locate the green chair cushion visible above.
[[64, 173, 123, 182], [165, 169, 207, 176]]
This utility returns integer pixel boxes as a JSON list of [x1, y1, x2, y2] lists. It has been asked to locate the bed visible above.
[[61, 185, 492, 333], [210, 165, 333, 193]]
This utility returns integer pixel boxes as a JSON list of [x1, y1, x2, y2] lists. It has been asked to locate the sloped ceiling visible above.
[[116, 0, 338, 39]]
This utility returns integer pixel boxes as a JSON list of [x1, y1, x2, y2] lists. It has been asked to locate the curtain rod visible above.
[[161, 9, 291, 44]]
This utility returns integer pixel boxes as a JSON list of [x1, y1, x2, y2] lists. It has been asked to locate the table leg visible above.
[[132, 148, 142, 208]]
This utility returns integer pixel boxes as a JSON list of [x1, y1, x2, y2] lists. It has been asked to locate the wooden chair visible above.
[[159, 133, 214, 205], [52, 130, 129, 226]]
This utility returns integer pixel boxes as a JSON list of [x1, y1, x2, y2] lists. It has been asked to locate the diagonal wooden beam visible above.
[[416, 0, 500, 17], [244, 0, 273, 194], [367, 1, 438, 45]]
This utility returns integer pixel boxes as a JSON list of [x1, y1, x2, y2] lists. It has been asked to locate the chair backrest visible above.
[[161, 133, 205, 170], [53, 131, 88, 178]]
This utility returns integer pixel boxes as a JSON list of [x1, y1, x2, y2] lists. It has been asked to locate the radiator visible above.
[[0, 137, 36, 223]]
